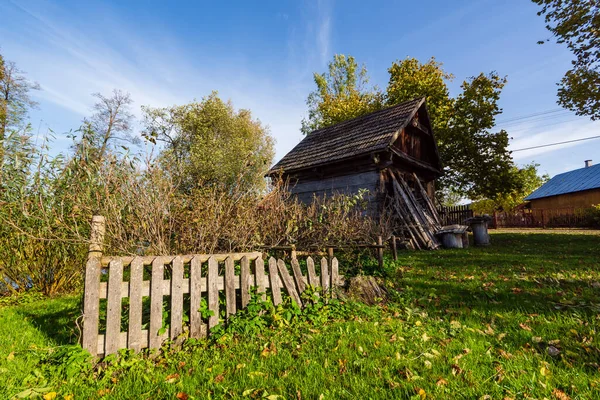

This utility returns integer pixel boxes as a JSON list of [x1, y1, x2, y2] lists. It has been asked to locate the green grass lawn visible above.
[[1, 230, 600, 399]]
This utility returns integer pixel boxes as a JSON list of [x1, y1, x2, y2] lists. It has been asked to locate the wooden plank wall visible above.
[[82, 252, 343, 358], [290, 170, 380, 208]]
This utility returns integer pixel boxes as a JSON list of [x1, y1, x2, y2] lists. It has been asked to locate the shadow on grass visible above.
[[16, 296, 81, 346]]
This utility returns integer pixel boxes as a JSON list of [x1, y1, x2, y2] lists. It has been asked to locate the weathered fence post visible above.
[[390, 235, 398, 261], [377, 236, 384, 269], [82, 215, 106, 357]]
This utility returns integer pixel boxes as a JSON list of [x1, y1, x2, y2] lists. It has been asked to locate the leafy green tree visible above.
[[301, 54, 383, 134], [0, 58, 40, 169], [472, 163, 549, 213], [533, 0, 600, 119], [143, 92, 274, 192], [387, 58, 514, 200]]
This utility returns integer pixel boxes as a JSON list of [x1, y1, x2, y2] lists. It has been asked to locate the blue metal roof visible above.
[[525, 163, 600, 201]]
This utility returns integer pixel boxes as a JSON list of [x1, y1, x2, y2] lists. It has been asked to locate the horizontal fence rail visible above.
[[82, 252, 342, 357]]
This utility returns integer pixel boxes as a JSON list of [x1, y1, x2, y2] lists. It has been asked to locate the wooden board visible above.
[[307, 257, 319, 288], [105, 259, 123, 355], [268, 257, 282, 306], [254, 256, 266, 301], [225, 256, 237, 318], [277, 259, 302, 307], [189, 256, 204, 338], [128, 257, 144, 351], [82, 257, 101, 356], [149, 257, 165, 349], [290, 258, 306, 294], [240, 256, 251, 308], [207, 257, 219, 330], [170, 256, 184, 339]]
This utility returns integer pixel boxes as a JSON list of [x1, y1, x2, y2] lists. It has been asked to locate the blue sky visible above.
[[1, 0, 599, 178]]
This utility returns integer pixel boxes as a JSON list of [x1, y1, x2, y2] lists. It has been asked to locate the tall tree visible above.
[[143, 92, 274, 193], [387, 58, 515, 200], [302, 54, 383, 134], [533, 0, 600, 119], [80, 89, 137, 163], [0, 59, 40, 168]]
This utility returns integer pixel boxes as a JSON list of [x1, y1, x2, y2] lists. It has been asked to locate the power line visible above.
[[511, 135, 600, 152], [495, 108, 566, 124], [507, 117, 583, 133], [497, 111, 573, 128]]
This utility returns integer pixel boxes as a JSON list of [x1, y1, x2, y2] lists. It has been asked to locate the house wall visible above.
[[529, 188, 600, 210]]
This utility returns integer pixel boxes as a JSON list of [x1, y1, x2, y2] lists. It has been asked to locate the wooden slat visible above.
[[189, 256, 204, 338], [254, 256, 267, 301], [82, 257, 101, 356], [149, 257, 165, 349], [291, 258, 306, 294], [101, 252, 262, 267], [225, 256, 236, 319], [268, 257, 282, 306], [128, 257, 144, 352], [105, 259, 123, 355], [240, 256, 251, 308], [307, 257, 319, 288], [277, 259, 302, 307], [207, 256, 219, 330], [330, 257, 339, 287], [320, 257, 330, 292], [170, 256, 184, 339]]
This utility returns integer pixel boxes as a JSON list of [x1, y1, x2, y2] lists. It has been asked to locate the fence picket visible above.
[[189, 256, 204, 338], [128, 257, 144, 351], [207, 256, 219, 330], [82, 257, 101, 357], [331, 257, 339, 287], [320, 257, 330, 292], [268, 257, 282, 305], [254, 256, 266, 301], [290, 258, 306, 294], [170, 256, 184, 339], [105, 259, 124, 355], [240, 256, 251, 308], [225, 256, 236, 318], [307, 257, 319, 288], [149, 257, 165, 349], [277, 259, 302, 307]]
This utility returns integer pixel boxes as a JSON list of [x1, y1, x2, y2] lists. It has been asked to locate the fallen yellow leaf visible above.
[[43, 393, 57, 400]]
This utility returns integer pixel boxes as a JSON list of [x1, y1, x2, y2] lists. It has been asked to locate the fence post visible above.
[[377, 236, 384, 269], [327, 247, 334, 259], [82, 215, 106, 357], [87, 215, 106, 261]]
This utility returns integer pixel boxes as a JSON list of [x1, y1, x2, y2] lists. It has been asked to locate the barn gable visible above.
[[269, 97, 442, 177]]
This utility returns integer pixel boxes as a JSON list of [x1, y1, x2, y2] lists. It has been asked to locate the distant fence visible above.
[[437, 205, 473, 226], [82, 250, 342, 357], [491, 208, 591, 228]]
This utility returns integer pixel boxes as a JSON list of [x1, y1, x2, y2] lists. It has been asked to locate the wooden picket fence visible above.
[[82, 252, 342, 357]]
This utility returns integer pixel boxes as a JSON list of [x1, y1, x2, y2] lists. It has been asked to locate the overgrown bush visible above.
[[0, 130, 389, 296]]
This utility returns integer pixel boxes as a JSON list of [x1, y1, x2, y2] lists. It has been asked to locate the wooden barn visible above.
[[268, 97, 444, 249]]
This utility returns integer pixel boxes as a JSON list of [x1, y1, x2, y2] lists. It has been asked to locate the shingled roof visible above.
[[525, 163, 600, 201], [269, 97, 426, 174]]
